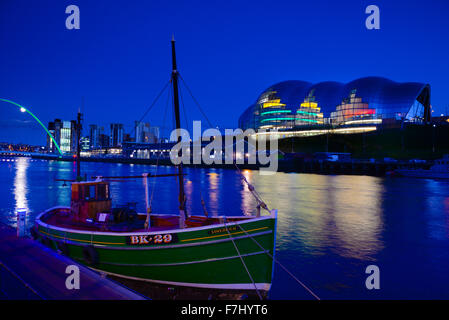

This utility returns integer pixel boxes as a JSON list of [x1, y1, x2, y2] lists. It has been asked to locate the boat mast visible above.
[[76, 108, 83, 181], [171, 37, 187, 223]]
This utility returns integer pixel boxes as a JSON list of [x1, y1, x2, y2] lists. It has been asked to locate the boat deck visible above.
[[39, 207, 253, 233]]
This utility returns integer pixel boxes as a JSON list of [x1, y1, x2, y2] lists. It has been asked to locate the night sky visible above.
[[1, 0, 448, 145]]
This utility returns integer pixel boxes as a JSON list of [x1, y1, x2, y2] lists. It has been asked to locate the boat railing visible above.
[[37, 206, 71, 223]]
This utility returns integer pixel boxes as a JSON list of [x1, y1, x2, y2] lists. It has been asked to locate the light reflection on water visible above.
[[13, 157, 30, 218], [239, 172, 384, 261], [1, 158, 449, 299]]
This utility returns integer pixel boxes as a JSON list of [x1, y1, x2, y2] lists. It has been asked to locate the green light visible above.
[[261, 117, 296, 123], [297, 110, 319, 116], [297, 118, 320, 123], [0, 98, 64, 156], [261, 110, 291, 116]]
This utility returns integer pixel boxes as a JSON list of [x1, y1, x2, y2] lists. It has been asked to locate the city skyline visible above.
[[1, 1, 449, 303], [44, 117, 163, 153], [1, 0, 449, 146]]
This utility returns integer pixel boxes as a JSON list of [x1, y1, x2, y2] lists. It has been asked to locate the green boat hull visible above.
[[35, 209, 277, 291]]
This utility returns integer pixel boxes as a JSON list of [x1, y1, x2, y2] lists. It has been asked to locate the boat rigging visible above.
[[32, 39, 280, 299]]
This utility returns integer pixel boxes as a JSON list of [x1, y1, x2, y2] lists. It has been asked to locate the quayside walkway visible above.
[[0, 223, 147, 300]]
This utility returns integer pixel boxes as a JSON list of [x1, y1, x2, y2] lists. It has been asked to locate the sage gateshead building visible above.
[[238, 77, 431, 137]]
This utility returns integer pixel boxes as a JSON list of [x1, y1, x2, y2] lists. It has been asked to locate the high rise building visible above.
[[110, 123, 124, 147], [80, 137, 90, 151], [135, 121, 150, 143], [46, 119, 77, 154], [148, 126, 160, 143], [123, 133, 134, 143], [99, 132, 110, 148], [89, 124, 100, 149], [135, 121, 160, 143]]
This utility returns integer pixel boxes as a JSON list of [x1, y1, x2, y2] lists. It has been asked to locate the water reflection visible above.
[[424, 179, 449, 240], [329, 176, 383, 260], [248, 173, 384, 260], [2, 159, 449, 298], [13, 157, 30, 215], [184, 178, 194, 214], [207, 171, 219, 216], [7, 160, 385, 260], [240, 169, 255, 216]]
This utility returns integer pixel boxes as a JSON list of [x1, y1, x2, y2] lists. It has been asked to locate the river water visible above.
[[1, 157, 449, 299]]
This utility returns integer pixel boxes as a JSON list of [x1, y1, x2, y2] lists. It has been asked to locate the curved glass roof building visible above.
[[239, 77, 430, 135]]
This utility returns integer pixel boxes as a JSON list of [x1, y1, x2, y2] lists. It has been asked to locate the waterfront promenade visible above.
[[0, 150, 430, 177], [0, 223, 147, 300]]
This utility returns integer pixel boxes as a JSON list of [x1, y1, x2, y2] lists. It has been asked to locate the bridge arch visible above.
[[0, 98, 63, 156]]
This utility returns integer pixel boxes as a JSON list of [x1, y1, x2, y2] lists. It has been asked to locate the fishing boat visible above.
[[394, 155, 449, 179], [32, 39, 277, 297]]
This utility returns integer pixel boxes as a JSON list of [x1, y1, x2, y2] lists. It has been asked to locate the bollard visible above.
[[16, 208, 27, 238]]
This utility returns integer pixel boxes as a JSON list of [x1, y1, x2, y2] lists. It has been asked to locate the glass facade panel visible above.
[[296, 89, 324, 126], [239, 77, 430, 133], [60, 127, 71, 153]]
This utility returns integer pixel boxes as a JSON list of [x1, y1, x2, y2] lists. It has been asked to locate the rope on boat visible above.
[[234, 164, 270, 215], [223, 218, 263, 300], [178, 74, 214, 128], [176, 68, 269, 217], [130, 80, 171, 140], [233, 223, 321, 300], [176, 72, 318, 299], [177, 78, 210, 218]]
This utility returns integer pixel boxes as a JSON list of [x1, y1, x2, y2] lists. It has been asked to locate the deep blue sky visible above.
[[1, 0, 448, 145]]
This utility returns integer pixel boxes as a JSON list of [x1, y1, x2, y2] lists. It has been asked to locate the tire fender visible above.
[[82, 245, 99, 265], [41, 237, 52, 248], [56, 241, 70, 256]]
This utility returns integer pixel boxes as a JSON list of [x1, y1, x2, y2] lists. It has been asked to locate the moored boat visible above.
[[32, 39, 278, 297], [33, 179, 277, 292], [394, 155, 449, 179]]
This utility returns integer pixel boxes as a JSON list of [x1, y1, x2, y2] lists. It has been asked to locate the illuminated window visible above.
[[296, 89, 324, 126], [60, 124, 72, 153], [405, 100, 425, 122], [330, 89, 375, 125], [256, 90, 295, 129], [257, 91, 286, 108]]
